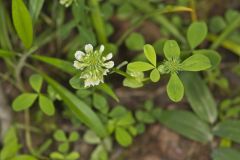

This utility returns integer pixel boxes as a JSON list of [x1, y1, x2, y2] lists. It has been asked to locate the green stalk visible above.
[[210, 16, 240, 50], [88, 0, 107, 44], [131, 0, 186, 44], [117, 6, 192, 46], [189, 0, 197, 21]]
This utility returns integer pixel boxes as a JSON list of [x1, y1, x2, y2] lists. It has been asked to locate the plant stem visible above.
[[210, 16, 240, 49], [88, 0, 108, 44], [117, 6, 193, 46], [190, 0, 197, 21], [131, 1, 187, 43]]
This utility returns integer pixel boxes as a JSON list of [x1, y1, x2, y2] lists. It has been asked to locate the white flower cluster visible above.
[[73, 44, 114, 87], [59, 0, 74, 7]]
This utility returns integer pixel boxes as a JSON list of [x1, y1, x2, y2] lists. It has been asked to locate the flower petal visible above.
[[84, 78, 101, 87], [75, 51, 85, 61], [73, 61, 86, 70], [103, 69, 109, 75], [99, 45, 105, 53], [103, 53, 113, 61], [104, 61, 114, 69], [85, 44, 93, 53]]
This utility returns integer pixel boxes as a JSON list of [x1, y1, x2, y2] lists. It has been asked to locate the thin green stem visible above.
[[210, 16, 240, 49], [131, 1, 188, 43], [189, 0, 197, 21], [116, 6, 192, 46]]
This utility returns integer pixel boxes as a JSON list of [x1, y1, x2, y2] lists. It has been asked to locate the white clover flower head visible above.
[[59, 0, 74, 7], [73, 44, 114, 87]]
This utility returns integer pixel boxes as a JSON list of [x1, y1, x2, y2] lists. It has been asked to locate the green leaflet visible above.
[[41, 73, 107, 138], [127, 61, 154, 72], [193, 49, 221, 69], [150, 68, 160, 82], [12, 93, 38, 111], [180, 72, 217, 123], [12, 0, 33, 49], [158, 110, 212, 143], [181, 54, 211, 71], [29, 74, 43, 93], [0, 1, 12, 49], [212, 148, 240, 160], [39, 94, 55, 116], [31, 55, 76, 75], [163, 40, 180, 60], [93, 93, 109, 114], [187, 21, 207, 49], [115, 127, 132, 147], [167, 73, 184, 102], [213, 120, 240, 143], [126, 33, 145, 51], [144, 44, 156, 66]]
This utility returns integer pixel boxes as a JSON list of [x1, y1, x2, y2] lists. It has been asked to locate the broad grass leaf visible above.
[[212, 148, 240, 160], [12, 0, 33, 48], [32, 55, 76, 75], [180, 72, 217, 123], [0, 49, 14, 58], [29, 0, 45, 24], [213, 120, 240, 143], [158, 110, 212, 143], [41, 74, 107, 137]]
